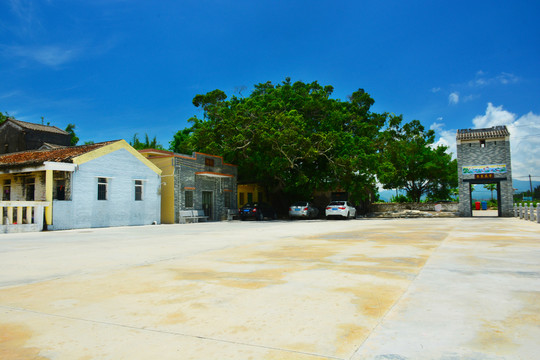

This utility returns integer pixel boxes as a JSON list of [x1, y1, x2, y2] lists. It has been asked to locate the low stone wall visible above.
[[370, 202, 458, 215], [371, 202, 459, 212]]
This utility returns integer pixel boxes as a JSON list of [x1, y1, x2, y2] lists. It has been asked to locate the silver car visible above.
[[289, 201, 319, 219], [325, 201, 356, 219]]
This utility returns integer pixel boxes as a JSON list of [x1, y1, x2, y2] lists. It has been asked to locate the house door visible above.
[[468, 180, 501, 217], [202, 191, 213, 220]]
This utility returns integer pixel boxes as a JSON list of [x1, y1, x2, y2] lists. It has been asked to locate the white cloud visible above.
[[472, 102, 514, 128], [430, 121, 445, 133], [4, 44, 81, 66], [433, 128, 457, 158], [434, 103, 540, 179], [431, 87, 441, 93], [449, 92, 459, 105], [468, 71, 519, 87]]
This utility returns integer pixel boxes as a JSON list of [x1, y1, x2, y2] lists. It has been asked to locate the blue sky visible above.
[[1, 0, 539, 180]]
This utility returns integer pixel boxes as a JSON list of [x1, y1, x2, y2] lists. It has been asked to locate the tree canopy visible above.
[[177, 78, 392, 204], [65, 123, 79, 146], [130, 133, 164, 150], [378, 119, 458, 202]]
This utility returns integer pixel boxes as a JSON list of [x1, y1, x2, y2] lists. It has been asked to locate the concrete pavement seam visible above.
[[347, 225, 456, 360], [0, 304, 345, 360]]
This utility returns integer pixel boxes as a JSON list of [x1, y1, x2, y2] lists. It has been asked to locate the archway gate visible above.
[[456, 126, 514, 217]]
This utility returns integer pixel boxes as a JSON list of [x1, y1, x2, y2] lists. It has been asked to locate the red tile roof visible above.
[[0, 141, 117, 169]]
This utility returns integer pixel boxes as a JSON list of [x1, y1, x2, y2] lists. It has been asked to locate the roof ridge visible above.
[[6, 118, 69, 134]]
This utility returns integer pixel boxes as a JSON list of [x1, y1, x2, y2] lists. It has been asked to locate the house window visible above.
[[3, 179, 11, 201], [55, 180, 66, 200], [25, 178, 35, 201], [134, 180, 143, 201], [480, 140, 486, 148], [185, 191, 193, 208], [97, 178, 108, 200], [224, 192, 231, 208], [205, 158, 214, 167], [247, 192, 253, 203]]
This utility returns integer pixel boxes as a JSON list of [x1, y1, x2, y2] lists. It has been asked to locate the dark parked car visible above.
[[239, 202, 277, 221]]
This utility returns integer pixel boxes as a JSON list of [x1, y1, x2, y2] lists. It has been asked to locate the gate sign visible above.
[[462, 164, 507, 175]]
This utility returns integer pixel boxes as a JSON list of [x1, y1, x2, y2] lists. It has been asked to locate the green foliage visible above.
[[378, 119, 458, 202], [169, 128, 194, 154], [0, 111, 10, 124], [83, 141, 95, 145], [390, 194, 411, 203], [64, 123, 79, 146], [484, 183, 497, 201], [130, 133, 164, 150], [181, 78, 388, 204]]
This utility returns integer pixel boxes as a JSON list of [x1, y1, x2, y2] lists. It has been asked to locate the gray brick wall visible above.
[[457, 138, 513, 216], [173, 153, 237, 222]]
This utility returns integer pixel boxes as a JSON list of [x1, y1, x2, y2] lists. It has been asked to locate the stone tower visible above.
[[456, 126, 513, 217]]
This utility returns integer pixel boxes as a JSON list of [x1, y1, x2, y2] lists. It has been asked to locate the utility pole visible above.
[[530, 174, 533, 197]]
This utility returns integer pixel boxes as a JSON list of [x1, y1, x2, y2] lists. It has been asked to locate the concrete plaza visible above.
[[0, 217, 539, 359]]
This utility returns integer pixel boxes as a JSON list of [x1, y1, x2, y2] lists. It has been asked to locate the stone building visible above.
[[0, 118, 71, 154], [140, 149, 237, 223], [456, 126, 513, 217]]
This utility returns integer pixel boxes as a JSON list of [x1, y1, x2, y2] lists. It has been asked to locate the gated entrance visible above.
[[456, 126, 514, 217]]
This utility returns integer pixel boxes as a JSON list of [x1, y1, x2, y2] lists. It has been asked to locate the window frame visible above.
[[134, 179, 144, 201], [97, 177, 108, 201]]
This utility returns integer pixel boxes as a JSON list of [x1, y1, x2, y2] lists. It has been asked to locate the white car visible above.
[[325, 201, 356, 219]]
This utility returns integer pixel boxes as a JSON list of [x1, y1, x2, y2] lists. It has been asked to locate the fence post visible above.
[[537, 204, 540, 224], [529, 203, 534, 221], [513, 203, 517, 217]]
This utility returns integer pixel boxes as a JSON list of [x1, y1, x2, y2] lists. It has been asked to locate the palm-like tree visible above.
[[485, 183, 497, 201]]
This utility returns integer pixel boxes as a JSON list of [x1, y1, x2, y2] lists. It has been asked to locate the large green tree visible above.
[[181, 78, 389, 204], [378, 119, 458, 202], [169, 128, 194, 154]]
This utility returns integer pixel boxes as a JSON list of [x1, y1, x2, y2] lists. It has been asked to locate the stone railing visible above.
[[0, 201, 50, 233], [514, 203, 539, 223]]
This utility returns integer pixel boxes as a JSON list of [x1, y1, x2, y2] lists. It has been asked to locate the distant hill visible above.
[[377, 179, 539, 202]]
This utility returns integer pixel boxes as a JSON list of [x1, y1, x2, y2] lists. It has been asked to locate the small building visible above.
[[0, 140, 161, 232], [456, 126, 513, 217], [140, 149, 237, 223], [0, 118, 71, 154], [237, 183, 268, 207]]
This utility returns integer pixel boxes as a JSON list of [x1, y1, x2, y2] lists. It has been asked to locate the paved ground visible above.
[[0, 217, 539, 360]]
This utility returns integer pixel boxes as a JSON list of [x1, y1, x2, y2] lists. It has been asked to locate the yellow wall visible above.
[[140, 155, 175, 224], [237, 184, 266, 207]]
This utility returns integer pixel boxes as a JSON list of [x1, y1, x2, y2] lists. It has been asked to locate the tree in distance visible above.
[[378, 119, 458, 202]]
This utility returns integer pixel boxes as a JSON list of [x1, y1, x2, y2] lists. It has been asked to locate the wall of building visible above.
[[457, 138, 513, 216], [0, 121, 70, 154], [50, 148, 161, 230], [237, 184, 266, 207], [0, 125, 25, 154], [174, 153, 237, 222], [149, 156, 175, 224]]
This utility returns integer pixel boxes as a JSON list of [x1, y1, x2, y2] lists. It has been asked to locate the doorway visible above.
[[202, 191, 213, 220], [469, 181, 501, 217]]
